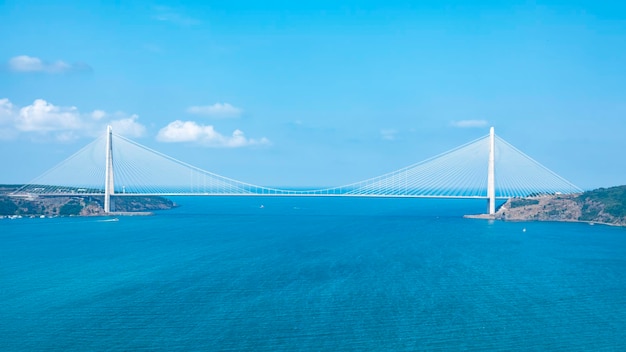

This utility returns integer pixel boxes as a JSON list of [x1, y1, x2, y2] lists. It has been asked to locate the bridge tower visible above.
[[487, 126, 496, 214], [104, 125, 114, 213]]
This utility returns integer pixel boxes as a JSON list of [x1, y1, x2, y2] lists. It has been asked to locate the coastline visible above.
[[463, 213, 625, 228], [1, 211, 154, 220], [106, 211, 153, 216], [1, 185, 176, 217], [463, 187, 626, 228]]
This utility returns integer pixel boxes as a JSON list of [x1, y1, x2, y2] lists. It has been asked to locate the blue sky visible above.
[[1, 0, 625, 189]]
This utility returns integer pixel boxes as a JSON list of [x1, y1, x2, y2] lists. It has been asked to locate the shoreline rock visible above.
[[464, 185, 626, 227], [1, 185, 176, 217]]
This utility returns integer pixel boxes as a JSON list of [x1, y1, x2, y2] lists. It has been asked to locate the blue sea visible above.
[[2, 197, 626, 351]]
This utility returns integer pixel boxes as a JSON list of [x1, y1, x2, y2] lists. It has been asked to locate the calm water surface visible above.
[[1, 197, 626, 351]]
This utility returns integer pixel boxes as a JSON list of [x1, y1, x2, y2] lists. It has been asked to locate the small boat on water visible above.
[[98, 218, 119, 222]]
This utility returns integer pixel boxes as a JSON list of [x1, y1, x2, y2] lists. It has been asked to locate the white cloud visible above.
[[0, 98, 146, 141], [110, 114, 146, 138], [186, 103, 242, 118], [450, 119, 489, 128], [91, 110, 106, 120], [156, 120, 269, 148], [0, 99, 17, 140], [0, 98, 15, 123], [380, 129, 398, 141], [8, 55, 44, 72], [152, 6, 200, 26], [7, 55, 91, 74], [17, 99, 83, 132]]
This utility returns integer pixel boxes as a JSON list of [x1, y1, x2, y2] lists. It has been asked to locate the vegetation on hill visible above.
[[0, 197, 18, 215], [509, 198, 540, 208], [577, 186, 626, 220], [491, 185, 626, 226], [0, 185, 176, 217]]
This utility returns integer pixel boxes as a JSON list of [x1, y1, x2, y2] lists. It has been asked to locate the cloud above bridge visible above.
[[186, 103, 242, 118], [152, 5, 200, 26], [450, 119, 489, 128], [380, 129, 398, 141], [156, 120, 269, 148], [0, 98, 263, 147], [0, 98, 145, 141], [7, 55, 92, 74]]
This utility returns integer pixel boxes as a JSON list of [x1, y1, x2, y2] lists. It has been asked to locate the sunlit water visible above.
[[1, 197, 626, 351]]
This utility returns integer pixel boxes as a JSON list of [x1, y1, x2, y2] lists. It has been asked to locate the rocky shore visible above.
[[0, 185, 176, 217], [466, 185, 626, 227]]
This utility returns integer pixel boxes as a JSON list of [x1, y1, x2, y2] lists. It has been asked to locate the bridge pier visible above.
[[104, 125, 114, 213], [487, 126, 496, 214]]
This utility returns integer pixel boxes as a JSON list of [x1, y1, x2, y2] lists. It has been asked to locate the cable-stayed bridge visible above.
[[12, 126, 581, 214]]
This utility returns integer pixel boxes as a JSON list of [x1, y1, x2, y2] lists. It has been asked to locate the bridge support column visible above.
[[487, 126, 496, 214], [104, 125, 114, 213]]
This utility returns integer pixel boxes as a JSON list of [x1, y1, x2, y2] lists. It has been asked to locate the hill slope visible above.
[[0, 185, 175, 217], [490, 185, 626, 226]]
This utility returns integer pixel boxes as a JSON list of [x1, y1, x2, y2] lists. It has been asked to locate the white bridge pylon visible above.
[[14, 126, 582, 214]]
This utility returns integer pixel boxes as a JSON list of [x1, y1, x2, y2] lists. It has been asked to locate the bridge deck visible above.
[[22, 192, 510, 199]]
